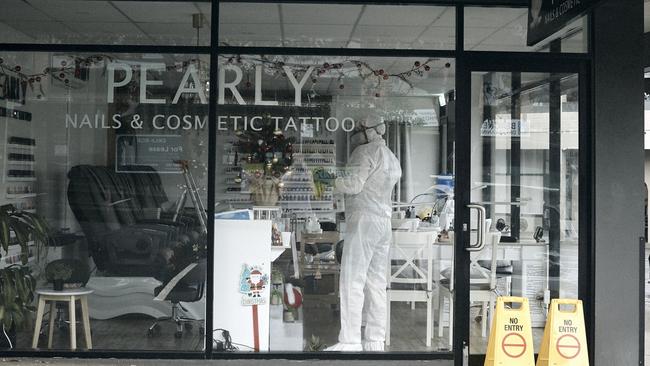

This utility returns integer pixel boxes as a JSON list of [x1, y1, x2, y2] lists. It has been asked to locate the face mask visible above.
[[350, 130, 367, 149], [350, 122, 385, 146]]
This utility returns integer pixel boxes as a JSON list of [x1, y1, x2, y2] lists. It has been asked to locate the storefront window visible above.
[[219, 2, 455, 50], [214, 54, 455, 352], [0, 0, 597, 360], [0, 51, 208, 351], [0, 1, 211, 46]]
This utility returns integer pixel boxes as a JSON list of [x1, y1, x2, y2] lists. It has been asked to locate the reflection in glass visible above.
[[0, 1, 211, 46], [464, 7, 587, 53], [469, 72, 579, 355], [219, 3, 455, 50], [214, 54, 455, 352], [0, 52, 208, 351]]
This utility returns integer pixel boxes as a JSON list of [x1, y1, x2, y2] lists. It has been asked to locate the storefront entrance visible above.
[[455, 56, 588, 365], [0, 1, 610, 365]]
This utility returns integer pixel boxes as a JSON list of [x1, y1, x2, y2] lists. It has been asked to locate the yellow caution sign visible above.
[[484, 297, 535, 366], [537, 299, 589, 366]]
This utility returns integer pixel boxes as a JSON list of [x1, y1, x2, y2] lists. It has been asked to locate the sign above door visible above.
[[527, 0, 603, 46]]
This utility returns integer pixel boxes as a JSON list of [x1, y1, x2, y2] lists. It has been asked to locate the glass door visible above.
[[455, 68, 584, 365]]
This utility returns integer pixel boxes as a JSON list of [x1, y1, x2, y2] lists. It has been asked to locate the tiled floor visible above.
[[6, 244, 581, 358]]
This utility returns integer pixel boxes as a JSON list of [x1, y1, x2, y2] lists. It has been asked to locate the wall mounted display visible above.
[[115, 134, 183, 173]]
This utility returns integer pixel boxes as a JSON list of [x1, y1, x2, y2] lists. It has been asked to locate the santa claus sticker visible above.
[[239, 264, 269, 306]]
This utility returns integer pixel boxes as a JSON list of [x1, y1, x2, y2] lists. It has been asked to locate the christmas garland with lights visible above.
[[0, 55, 205, 100], [219, 54, 449, 97], [0, 53, 446, 100]]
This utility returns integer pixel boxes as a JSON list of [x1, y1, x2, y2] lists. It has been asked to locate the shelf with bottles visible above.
[[292, 157, 336, 166], [6, 177, 36, 182], [224, 198, 254, 205], [4, 180, 37, 211], [6, 161, 35, 167], [6, 144, 36, 150], [5, 193, 39, 199]]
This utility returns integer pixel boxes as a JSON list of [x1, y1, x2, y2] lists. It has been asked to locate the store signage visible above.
[[527, 0, 602, 46], [481, 119, 529, 137], [108, 63, 207, 105], [413, 109, 439, 127], [115, 134, 183, 173]]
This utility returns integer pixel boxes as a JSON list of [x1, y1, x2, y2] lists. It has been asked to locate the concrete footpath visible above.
[[1, 359, 451, 366]]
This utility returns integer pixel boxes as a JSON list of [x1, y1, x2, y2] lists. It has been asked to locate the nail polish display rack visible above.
[[0, 106, 37, 268], [217, 134, 337, 221]]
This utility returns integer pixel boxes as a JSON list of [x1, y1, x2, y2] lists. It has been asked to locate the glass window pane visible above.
[[219, 2, 455, 49], [0, 51, 208, 351], [214, 54, 455, 352], [464, 7, 588, 53], [0, 1, 211, 46], [469, 71, 580, 355]]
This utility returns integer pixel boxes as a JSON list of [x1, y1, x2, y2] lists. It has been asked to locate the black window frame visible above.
[[0, 1, 594, 364]]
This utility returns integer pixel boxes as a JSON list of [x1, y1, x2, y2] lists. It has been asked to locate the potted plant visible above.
[[45, 262, 72, 291], [0, 204, 51, 349]]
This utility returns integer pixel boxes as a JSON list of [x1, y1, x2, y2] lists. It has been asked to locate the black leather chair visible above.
[[67, 165, 199, 277], [148, 260, 206, 338]]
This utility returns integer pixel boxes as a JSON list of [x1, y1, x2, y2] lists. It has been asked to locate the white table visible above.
[[440, 238, 552, 327], [391, 230, 552, 327], [32, 288, 93, 350]]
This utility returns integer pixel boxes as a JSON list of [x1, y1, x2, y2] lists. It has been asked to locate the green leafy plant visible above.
[[306, 334, 326, 352], [0, 204, 51, 339], [0, 265, 36, 330], [45, 262, 73, 282]]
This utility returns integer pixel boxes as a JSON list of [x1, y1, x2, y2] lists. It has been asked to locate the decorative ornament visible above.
[[14, 65, 21, 72], [414, 61, 421, 67], [424, 65, 431, 71], [339, 84, 344, 90]]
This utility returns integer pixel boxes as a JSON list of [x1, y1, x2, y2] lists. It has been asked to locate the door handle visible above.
[[466, 203, 486, 252]]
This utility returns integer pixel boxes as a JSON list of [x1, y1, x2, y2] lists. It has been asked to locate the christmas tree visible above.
[[236, 115, 295, 177]]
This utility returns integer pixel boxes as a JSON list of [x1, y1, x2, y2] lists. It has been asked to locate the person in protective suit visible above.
[[325, 113, 401, 352]]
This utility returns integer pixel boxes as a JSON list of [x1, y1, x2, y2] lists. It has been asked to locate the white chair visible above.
[[437, 232, 501, 349], [386, 230, 437, 347]]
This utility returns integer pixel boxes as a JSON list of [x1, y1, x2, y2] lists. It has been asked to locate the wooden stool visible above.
[[32, 288, 93, 350]]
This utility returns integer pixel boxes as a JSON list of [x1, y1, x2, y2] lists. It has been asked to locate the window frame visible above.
[[0, 1, 594, 363]]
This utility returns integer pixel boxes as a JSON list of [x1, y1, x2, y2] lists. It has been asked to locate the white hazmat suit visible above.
[[325, 114, 401, 352]]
